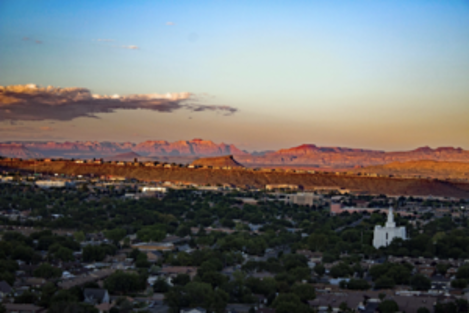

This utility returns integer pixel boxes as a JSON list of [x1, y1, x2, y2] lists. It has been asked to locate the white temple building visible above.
[[373, 207, 406, 249]]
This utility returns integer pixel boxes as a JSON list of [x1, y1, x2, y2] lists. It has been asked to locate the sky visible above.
[[0, 0, 468, 152]]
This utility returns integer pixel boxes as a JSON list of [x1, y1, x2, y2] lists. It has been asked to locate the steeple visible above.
[[385, 206, 396, 228]]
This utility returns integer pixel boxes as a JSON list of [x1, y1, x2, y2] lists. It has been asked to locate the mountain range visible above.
[[0, 140, 467, 169]]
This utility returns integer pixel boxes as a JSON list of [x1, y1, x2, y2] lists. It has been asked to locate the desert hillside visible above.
[[0, 160, 467, 198], [360, 160, 469, 181]]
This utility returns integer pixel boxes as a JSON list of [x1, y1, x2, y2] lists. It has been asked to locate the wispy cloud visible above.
[[166, 22, 175, 26], [0, 84, 238, 121], [22, 37, 42, 44], [122, 45, 139, 50]]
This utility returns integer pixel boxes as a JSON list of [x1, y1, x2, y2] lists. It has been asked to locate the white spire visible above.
[[385, 206, 396, 228]]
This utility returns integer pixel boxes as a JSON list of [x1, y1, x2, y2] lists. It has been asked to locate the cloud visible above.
[[22, 37, 42, 44], [97, 39, 115, 42], [0, 84, 238, 121], [166, 22, 175, 26], [122, 45, 139, 50]]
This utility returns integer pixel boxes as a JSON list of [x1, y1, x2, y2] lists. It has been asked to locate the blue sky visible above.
[[0, 0, 468, 151]]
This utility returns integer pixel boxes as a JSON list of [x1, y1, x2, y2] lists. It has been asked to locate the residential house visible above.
[[0, 280, 12, 300], [83, 288, 110, 305], [4, 303, 44, 313], [160, 266, 198, 280], [131, 242, 175, 252], [180, 307, 206, 313], [23, 277, 46, 288], [226, 304, 253, 313], [147, 251, 163, 263]]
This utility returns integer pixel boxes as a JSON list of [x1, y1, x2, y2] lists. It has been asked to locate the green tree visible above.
[[291, 283, 316, 302], [33, 263, 62, 279], [272, 293, 312, 313], [451, 278, 468, 289], [314, 263, 325, 276], [104, 228, 126, 246], [378, 300, 399, 313], [154, 278, 170, 293], [104, 271, 146, 294], [410, 274, 431, 291], [73, 231, 86, 243], [375, 276, 395, 290], [346, 278, 371, 290], [329, 263, 352, 278]]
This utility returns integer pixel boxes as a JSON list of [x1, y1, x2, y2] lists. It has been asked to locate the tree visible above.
[[346, 278, 371, 290], [313, 264, 326, 277], [33, 263, 62, 279], [339, 302, 350, 312], [104, 228, 126, 246], [271, 293, 312, 313], [417, 306, 430, 312], [14, 290, 37, 304], [172, 274, 190, 286], [375, 276, 395, 290], [104, 271, 146, 294], [154, 278, 170, 293], [329, 263, 352, 278], [410, 274, 431, 291], [378, 300, 399, 313], [73, 231, 86, 243], [200, 271, 228, 289], [436, 263, 450, 275], [451, 278, 468, 289], [291, 283, 316, 302]]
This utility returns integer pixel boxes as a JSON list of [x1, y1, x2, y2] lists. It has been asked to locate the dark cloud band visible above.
[[0, 84, 237, 121]]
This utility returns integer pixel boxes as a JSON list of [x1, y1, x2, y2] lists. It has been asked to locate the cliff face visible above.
[[191, 155, 244, 168]]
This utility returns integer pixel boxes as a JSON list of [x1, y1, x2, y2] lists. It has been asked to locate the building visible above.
[[284, 193, 321, 206], [265, 184, 301, 191], [35, 180, 75, 189], [83, 288, 110, 305], [373, 207, 406, 249], [131, 242, 175, 252], [141, 186, 168, 193]]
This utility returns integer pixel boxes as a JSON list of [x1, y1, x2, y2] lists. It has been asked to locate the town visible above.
[[0, 164, 468, 313]]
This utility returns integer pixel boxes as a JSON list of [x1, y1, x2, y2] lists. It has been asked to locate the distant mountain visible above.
[[191, 155, 244, 168], [1, 140, 467, 169], [236, 144, 468, 168], [133, 139, 249, 157], [106, 152, 141, 161], [0, 144, 43, 159], [2, 139, 248, 159]]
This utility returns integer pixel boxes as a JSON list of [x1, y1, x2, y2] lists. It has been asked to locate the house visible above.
[[147, 251, 163, 263], [180, 307, 206, 313], [83, 288, 110, 305], [0, 280, 12, 299], [23, 277, 46, 288], [160, 266, 198, 280], [4, 303, 44, 313], [226, 304, 253, 313], [131, 242, 175, 252]]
